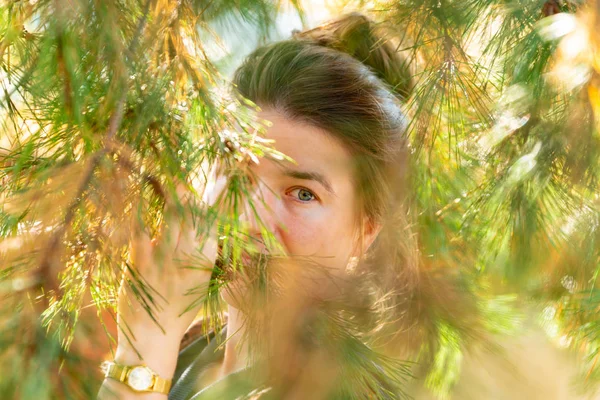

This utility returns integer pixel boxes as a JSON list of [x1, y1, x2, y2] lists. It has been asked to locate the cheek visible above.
[[276, 204, 356, 266]]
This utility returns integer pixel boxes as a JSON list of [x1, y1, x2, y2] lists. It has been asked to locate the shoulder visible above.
[[170, 315, 228, 400]]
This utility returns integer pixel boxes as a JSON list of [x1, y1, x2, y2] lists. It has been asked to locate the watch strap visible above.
[[103, 361, 172, 394]]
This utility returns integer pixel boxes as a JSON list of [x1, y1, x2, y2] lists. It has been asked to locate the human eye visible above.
[[286, 187, 318, 203]]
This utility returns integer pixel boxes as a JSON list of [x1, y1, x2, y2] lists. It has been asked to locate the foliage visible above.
[[2, 0, 600, 399], [372, 0, 600, 396]]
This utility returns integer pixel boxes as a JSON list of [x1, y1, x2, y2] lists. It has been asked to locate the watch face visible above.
[[127, 366, 154, 391]]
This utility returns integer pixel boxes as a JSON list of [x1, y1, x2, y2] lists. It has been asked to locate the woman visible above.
[[98, 12, 417, 400]]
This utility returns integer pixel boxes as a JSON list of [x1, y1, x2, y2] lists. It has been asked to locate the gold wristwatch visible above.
[[102, 361, 172, 394]]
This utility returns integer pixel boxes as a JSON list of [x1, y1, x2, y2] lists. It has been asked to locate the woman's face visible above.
[[223, 109, 379, 306]]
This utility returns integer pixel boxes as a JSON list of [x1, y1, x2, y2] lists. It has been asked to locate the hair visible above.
[[231, 12, 420, 350]]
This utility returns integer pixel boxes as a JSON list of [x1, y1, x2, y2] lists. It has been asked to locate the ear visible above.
[[355, 217, 382, 257]]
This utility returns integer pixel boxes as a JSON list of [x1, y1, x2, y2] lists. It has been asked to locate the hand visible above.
[[114, 170, 227, 378]]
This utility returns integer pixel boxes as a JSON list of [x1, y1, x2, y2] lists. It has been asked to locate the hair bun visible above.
[[292, 12, 414, 100]]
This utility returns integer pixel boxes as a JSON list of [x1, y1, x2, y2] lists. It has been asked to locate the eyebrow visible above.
[[283, 168, 335, 196]]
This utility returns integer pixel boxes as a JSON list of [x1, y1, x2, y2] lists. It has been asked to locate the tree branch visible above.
[[37, 0, 154, 293]]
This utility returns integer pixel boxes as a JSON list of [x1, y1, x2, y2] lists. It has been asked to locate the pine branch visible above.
[[37, 0, 153, 294]]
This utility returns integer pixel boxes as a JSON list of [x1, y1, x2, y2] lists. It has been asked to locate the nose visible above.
[[239, 180, 281, 252]]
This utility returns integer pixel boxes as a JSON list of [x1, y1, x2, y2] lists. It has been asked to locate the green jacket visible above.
[[168, 320, 408, 400], [168, 324, 267, 400]]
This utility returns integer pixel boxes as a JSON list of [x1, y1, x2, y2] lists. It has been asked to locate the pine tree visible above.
[[0, 1, 294, 398], [2, 0, 600, 399]]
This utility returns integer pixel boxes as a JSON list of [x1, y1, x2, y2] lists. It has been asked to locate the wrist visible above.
[[115, 328, 183, 379], [102, 360, 172, 395]]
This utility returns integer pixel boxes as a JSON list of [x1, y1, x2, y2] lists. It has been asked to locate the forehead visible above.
[[257, 110, 353, 177]]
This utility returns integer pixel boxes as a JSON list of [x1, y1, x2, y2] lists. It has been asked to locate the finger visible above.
[[156, 181, 189, 257], [174, 182, 204, 253], [202, 164, 228, 208], [199, 164, 228, 245], [163, 181, 216, 276], [159, 172, 225, 272], [129, 211, 153, 275], [197, 168, 228, 266], [185, 163, 227, 246]]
